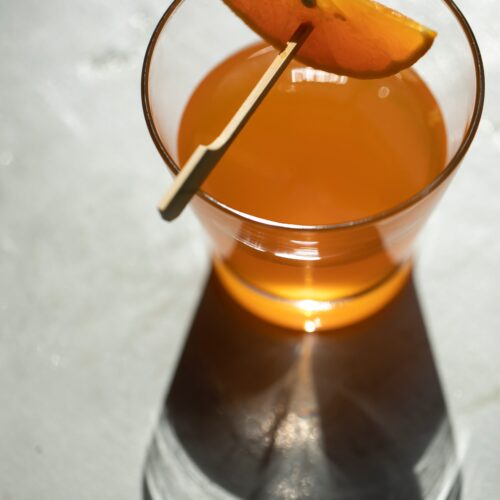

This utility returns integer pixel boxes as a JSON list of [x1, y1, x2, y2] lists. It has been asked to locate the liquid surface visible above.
[[178, 43, 447, 226]]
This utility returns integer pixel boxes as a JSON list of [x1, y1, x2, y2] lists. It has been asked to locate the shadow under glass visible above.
[[144, 270, 462, 500]]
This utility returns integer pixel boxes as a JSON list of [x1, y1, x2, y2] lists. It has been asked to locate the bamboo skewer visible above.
[[158, 23, 313, 221]]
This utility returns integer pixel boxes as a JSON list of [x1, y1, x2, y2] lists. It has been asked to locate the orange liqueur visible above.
[[176, 43, 447, 330], [178, 43, 447, 226]]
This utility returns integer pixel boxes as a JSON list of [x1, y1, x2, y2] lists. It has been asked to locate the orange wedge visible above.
[[222, 0, 436, 78]]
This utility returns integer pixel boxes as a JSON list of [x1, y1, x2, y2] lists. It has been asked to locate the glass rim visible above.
[[141, 0, 485, 232]]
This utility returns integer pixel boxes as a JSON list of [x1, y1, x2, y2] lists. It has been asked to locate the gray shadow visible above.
[[144, 270, 461, 500]]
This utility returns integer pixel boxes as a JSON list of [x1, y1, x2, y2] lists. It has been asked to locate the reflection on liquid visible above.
[[144, 271, 461, 500], [291, 68, 349, 85]]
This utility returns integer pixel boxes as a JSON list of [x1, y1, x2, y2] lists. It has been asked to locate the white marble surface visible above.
[[0, 1, 499, 499]]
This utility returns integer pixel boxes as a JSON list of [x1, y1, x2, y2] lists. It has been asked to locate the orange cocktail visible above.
[[143, 0, 484, 331], [177, 42, 446, 330]]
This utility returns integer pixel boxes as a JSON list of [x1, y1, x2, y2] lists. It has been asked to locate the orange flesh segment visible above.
[[222, 0, 436, 78]]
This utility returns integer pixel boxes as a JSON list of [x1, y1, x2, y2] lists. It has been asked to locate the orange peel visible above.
[[223, 0, 436, 78]]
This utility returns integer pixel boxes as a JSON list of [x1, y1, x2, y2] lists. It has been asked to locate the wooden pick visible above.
[[158, 23, 313, 221]]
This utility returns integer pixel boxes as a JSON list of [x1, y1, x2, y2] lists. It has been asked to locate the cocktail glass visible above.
[[142, 0, 484, 331]]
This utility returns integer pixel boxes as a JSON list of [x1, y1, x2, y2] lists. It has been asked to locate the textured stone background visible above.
[[0, 1, 498, 499]]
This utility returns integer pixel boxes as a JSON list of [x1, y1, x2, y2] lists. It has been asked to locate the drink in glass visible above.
[[142, 0, 484, 331]]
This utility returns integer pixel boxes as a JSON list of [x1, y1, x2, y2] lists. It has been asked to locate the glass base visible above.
[[213, 259, 412, 331]]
